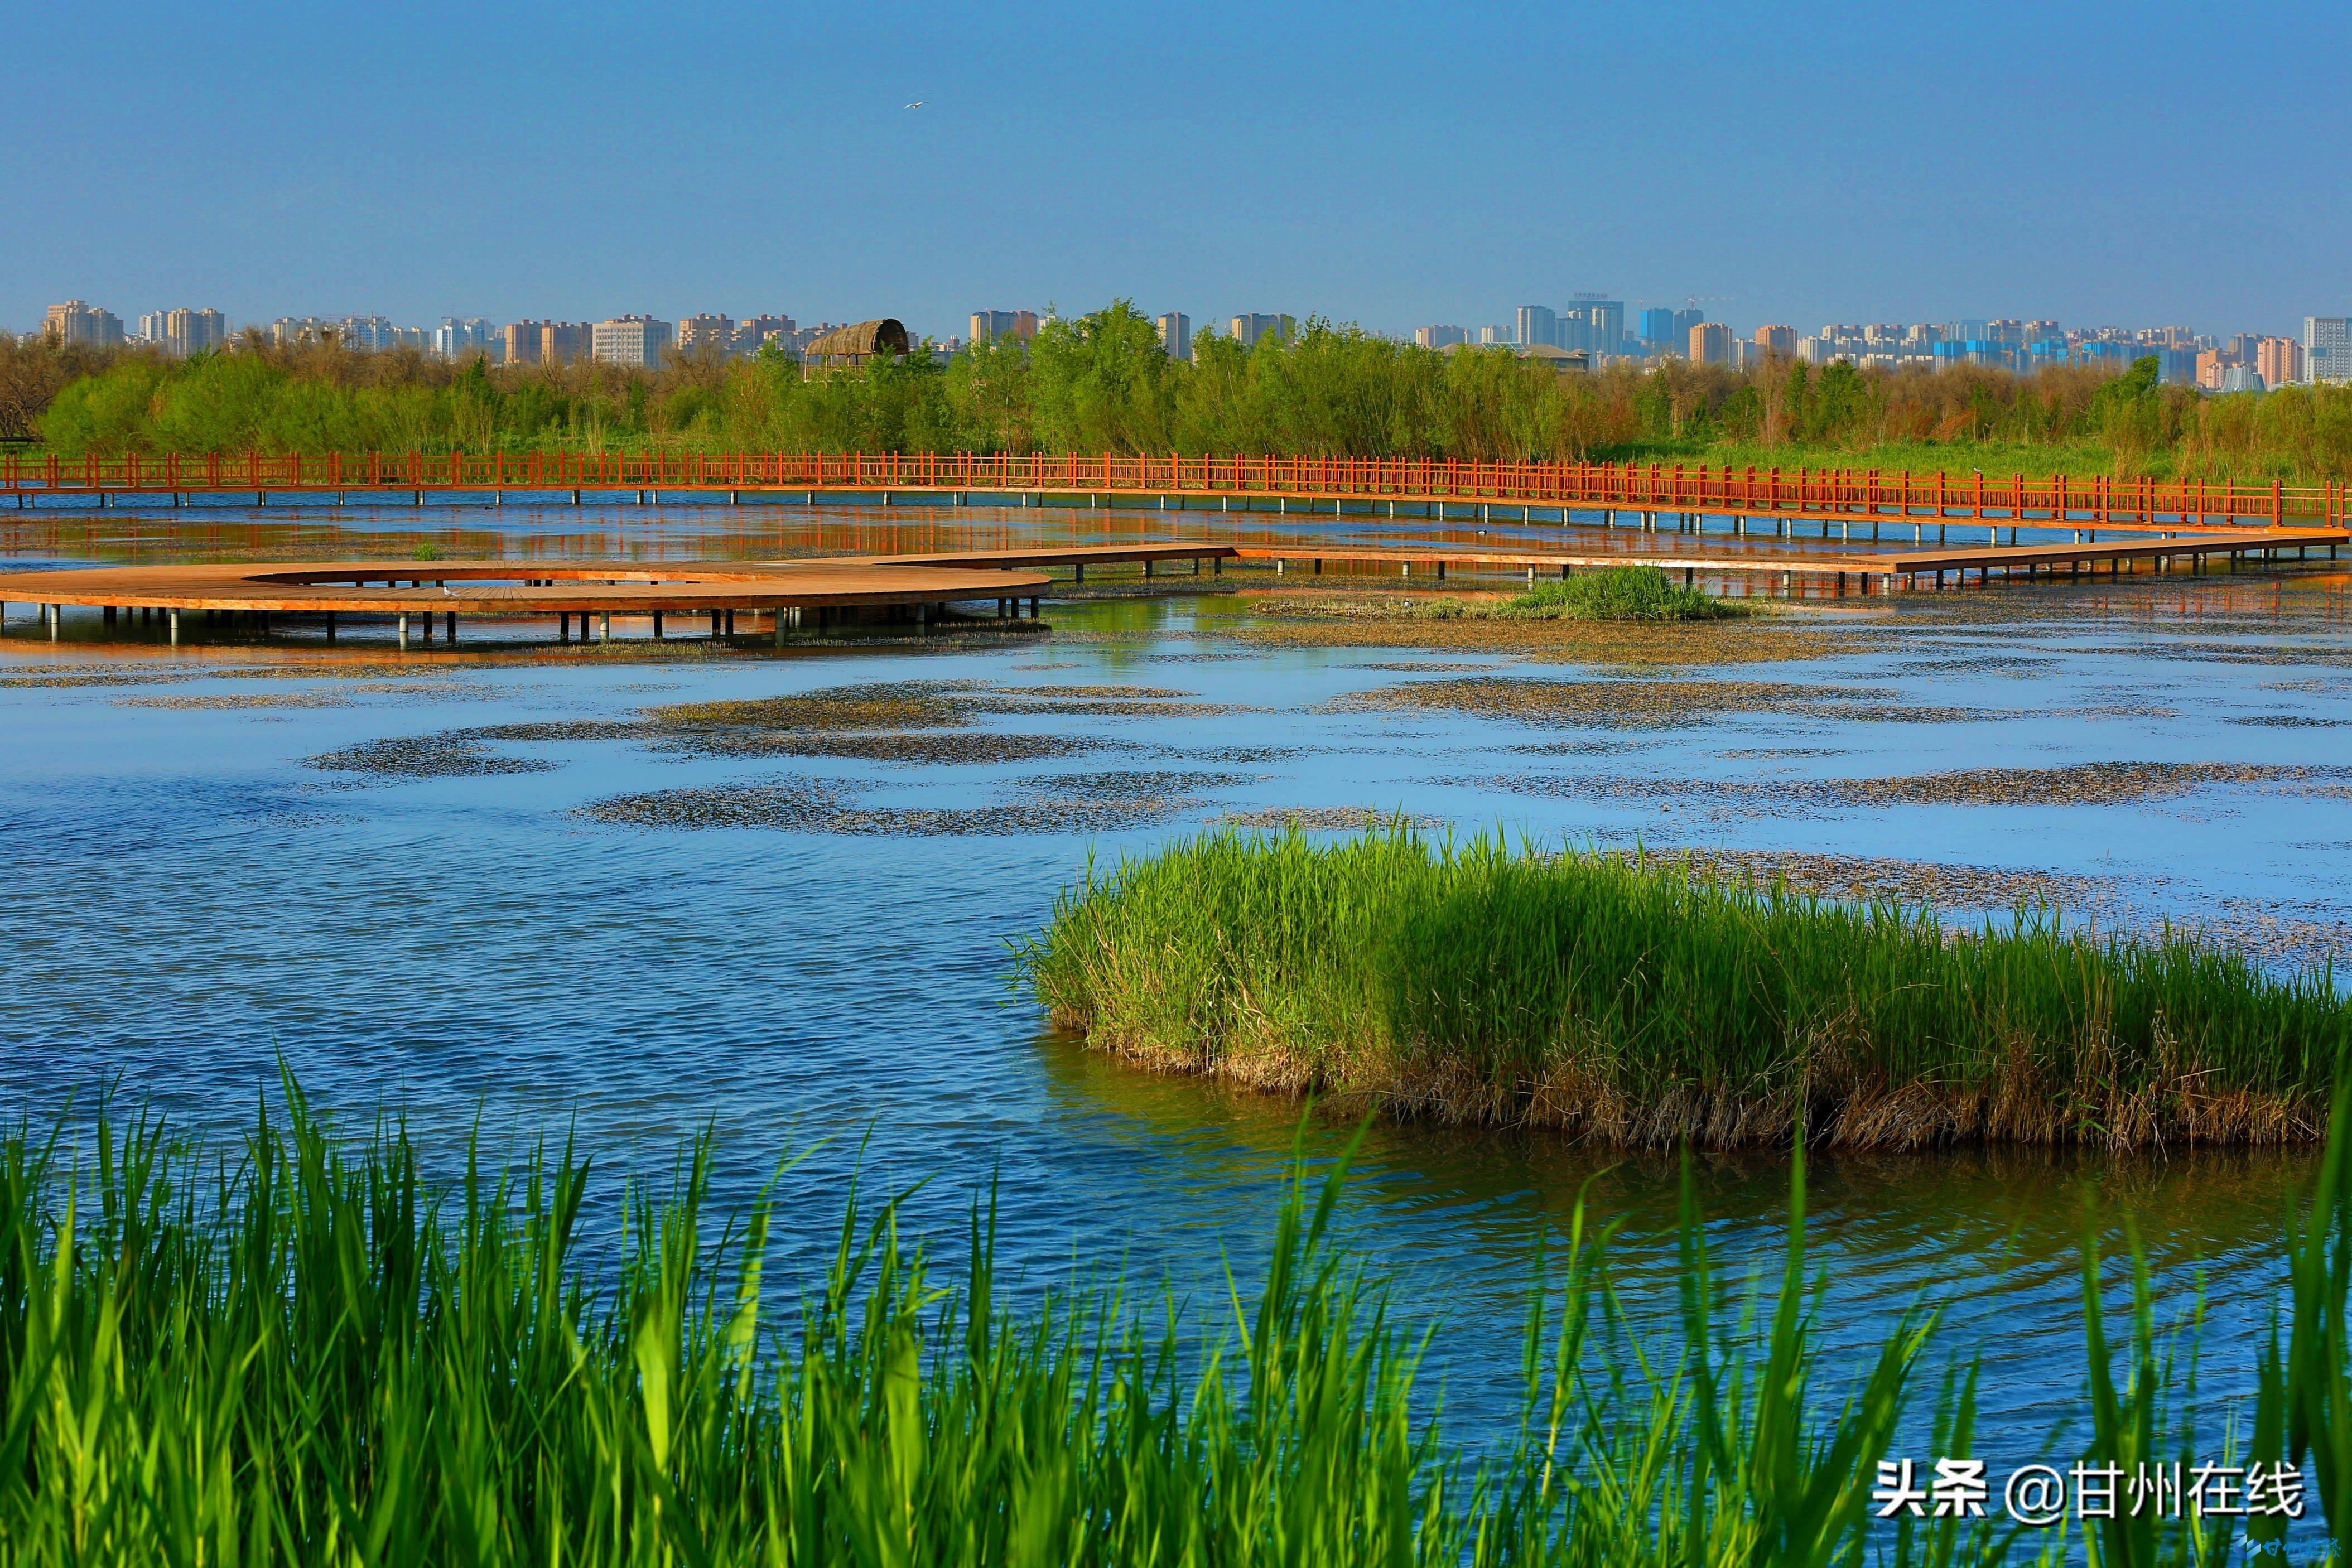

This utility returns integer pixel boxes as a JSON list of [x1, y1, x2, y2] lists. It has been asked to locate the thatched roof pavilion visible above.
[[803, 319, 910, 369]]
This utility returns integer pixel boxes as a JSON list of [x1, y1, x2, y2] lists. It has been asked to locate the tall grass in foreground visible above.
[[1016, 829, 2350, 1149], [6, 1082, 2347, 1564]]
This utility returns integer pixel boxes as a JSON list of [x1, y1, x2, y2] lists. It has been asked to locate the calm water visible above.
[[4, 496, 2349, 1459]]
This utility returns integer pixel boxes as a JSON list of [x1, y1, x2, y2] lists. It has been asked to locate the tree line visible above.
[[11, 302, 2352, 480]]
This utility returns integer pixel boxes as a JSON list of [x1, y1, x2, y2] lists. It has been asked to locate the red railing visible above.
[[1, 451, 2341, 528]]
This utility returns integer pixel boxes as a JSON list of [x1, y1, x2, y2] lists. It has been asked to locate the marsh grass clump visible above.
[[1428, 566, 1751, 624], [1016, 827, 2351, 1149]]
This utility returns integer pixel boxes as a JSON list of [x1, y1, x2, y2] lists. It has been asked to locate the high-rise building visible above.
[[2195, 349, 2226, 390], [433, 317, 497, 359], [1478, 324, 1514, 346], [1689, 322, 1733, 365], [591, 316, 672, 369], [164, 308, 227, 358], [2303, 317, 2350, 385], [1416, 325, 1468, 350], [1575, 296, 1624, 356], [1638, 308, 1678, 349], [1515, 306, 1558, 351], [1753, 325, 1796, 360], [45, 300, 124, 348], [2261, 335, 2307, 389], [675, 314, 736, 355], [2229, 333, 2262, 363], [504, 321, 548, 364], [541, 322, 592, 365], [136, 311, 169, 344], [1231, 313, 1293, 348], [735, 315, 796, 354], [970, 310, 1040, 345], [1671, 307, 1705, 341], [1155, 312, 1191, 360]]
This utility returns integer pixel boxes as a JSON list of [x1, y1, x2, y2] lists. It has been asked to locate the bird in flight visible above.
[[905, 99, 927, 109]]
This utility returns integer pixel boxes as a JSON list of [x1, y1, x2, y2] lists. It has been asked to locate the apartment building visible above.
[[1155, 312, 1191, 360], [45, 300, 124, 347], [157, 308, 227, 357], [675, 314, 736, 355], [1416, 325, 1468, 349], [2303, 318, 2350, 385], [2262, 335, 2307, 389], [591, 316, 672, 369], [1689, 322, 1733, 365], [1753, 325, 1796, 360], [969, 310, 1039, 345], [735, 315, 796, 354], [1230, 313, 1293, 348], [538, 322, 592, 365]]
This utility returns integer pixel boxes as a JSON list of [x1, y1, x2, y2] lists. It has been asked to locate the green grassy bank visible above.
[[9, 1083, 2352, 1564], [1017, 830, 2349, 1149]]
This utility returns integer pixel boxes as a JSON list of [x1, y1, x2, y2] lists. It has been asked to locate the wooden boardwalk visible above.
[[3, 528, 2343, 647], [9, 449, 2347, 530], [0, 557, 1052, 647]]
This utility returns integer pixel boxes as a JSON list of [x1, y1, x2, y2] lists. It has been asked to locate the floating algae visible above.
[[1462, 761, 2352, 812], [1221, 807, 1447, 832], [303, 735, 561, 778], [1336, 677, 1901, 729], [1642, 847, 2105, 914], [649, 682, 977, 732], [122, 692, 353, 711], [661, 731, 1110, 765], [577, 769, 1254, 836], [577, 781, 842, 828]]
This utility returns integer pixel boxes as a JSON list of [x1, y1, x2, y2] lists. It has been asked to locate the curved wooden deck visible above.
[[0, 559, 1049, 615], [0, 557, 1056, 645]]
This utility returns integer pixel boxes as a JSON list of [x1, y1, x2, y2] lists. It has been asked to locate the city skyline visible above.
[[4, 0, 2347, 344], [32, 292, 2352, 389]]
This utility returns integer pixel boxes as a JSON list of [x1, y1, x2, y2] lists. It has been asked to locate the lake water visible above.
[[3, 496, 2349, 1462]]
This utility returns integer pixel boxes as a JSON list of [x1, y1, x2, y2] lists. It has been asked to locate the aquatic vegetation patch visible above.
[[303, 734, 562, 778], [982, 683, 1198, 700], [1337, 676, 1897, 728], [1019, 828, 2351, 1150], [1462, 760, 2352, 813], [578, 781, 842, 828], [648, 681, 977, 732], [1221, 806, 1449, 832], [1225, 590, 1844, 665], [664, 730, 1108, 765], [119, 691, 351, 710], [579, 770, 1251, 836], [1650, 846, 2105, 914], [1423, 566, 1753, 623], [465, 719, 651, 743]]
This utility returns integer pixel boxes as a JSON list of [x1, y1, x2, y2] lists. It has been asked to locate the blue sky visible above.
[[7, 0, 2345, 342]]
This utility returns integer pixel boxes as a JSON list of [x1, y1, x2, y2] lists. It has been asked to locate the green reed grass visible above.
[[1016, 828, 2350, 1149], [2, 1075, 2345, 1564], [1488, 567, 1748, 623]]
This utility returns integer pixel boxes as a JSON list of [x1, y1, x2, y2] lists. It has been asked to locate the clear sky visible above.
[[7, 0, 2345, 343]]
